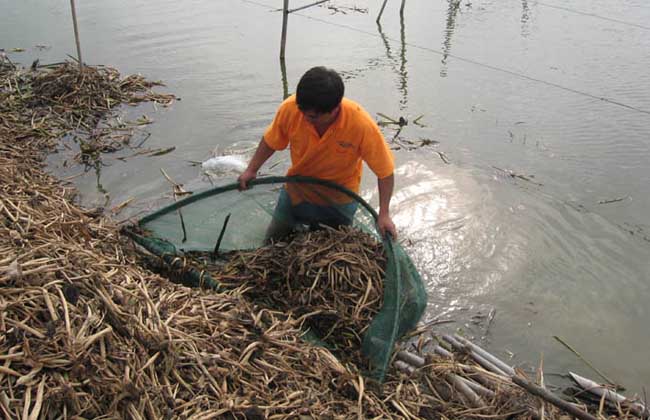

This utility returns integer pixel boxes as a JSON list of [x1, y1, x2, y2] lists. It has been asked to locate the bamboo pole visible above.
[[280, 57, 289, 99], [395, 350, 495, 400], [160, 168, 188, 243], [277, 0, 346, 58], [441, 335, 510, 377], [212, 213, 231, 258], [396, 350, 424, 367], [69, 0, 83, 70], [554, 335, 619, 388], [453, 334, 516, 376], [393, 362, 486, 408], [437, 335, 601, 420], [448, 373, 483, 407], [433, 344, 453, 358], [280, 0, 289, 59], [394, 360, 415, 374], [511, 376, 599, 420], [569, 372, 648, 418], [288, 0, 329, 14], [457, 376, 496, 399]]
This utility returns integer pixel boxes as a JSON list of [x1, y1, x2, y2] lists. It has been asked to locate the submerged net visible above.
[[129, 176, 428, 381]]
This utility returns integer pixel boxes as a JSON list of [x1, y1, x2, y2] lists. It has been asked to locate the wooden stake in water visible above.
[[280, 0, 289, 59], [69, 0, 83, 70], [279, 0, 331, 58], [280, 57, 289, 99]]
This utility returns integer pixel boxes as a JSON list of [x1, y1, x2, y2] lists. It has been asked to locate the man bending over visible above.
[[237, 66, 397, 239]]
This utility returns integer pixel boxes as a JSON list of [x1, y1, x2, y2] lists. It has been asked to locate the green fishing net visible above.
[[128, 176, 426, 382]]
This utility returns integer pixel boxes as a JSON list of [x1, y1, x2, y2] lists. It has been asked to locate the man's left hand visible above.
[[377, 213, 397, 239]]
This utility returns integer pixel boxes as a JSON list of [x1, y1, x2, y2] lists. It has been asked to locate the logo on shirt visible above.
[[337, 141, 353, 149]]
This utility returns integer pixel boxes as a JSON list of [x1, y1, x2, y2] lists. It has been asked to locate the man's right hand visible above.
[[237, 169, 257, 190], [237, 138, 277, 190]]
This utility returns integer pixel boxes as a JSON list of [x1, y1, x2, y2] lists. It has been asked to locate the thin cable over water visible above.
[[535, 1, 650, 31], [240, 0, 650, 116]]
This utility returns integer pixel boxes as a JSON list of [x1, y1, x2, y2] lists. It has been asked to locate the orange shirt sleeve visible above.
[[263, 97, 294, 151], [359, 113, 395, 179]]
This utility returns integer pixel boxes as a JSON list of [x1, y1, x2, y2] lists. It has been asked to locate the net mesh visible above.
[[130, 176, 426, 381]]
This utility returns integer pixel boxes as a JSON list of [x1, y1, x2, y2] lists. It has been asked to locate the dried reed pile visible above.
[[0, 59, 401, 418], [189, 226, 385, 357], [1, 57, 646, 419], [0, 60, 174, 168]]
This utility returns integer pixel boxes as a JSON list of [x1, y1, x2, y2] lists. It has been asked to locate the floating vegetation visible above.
[[376, 113, 426, 129], [324, 3, 368, 14], [377, 112, 440, 153], [377, 112, 407, 128], [390, 136, 442, 152], [597, 196, 629, 205], [0, 59, 175, 172], [493, 166, 544, 186]]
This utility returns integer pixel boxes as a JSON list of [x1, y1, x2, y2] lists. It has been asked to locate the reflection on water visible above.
[[365, 160, 510, 317], [279, 57, 290, 99], [376, 19, 408, 108], [441, 0, 462, 77], [398, 14, 408, 109], [521, 0, 532, 38], [401, 163, 502, 292], [388, 157, 650, 391]]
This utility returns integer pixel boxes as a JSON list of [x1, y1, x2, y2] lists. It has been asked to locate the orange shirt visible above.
[[263, 95, 394, 202]]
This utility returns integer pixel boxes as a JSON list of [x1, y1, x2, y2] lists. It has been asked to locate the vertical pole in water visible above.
[[280, 57, 289, 99], [377, 0, 389, 23], [400, 0, 406, 17], [69, 0, 83, 70], [280, 0, 289, 59]]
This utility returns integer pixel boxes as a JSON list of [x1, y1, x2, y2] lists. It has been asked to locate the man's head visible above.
[[296, 66, 344, 115]]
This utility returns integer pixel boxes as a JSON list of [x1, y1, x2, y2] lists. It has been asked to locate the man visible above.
[[237, 66, 397, 239]]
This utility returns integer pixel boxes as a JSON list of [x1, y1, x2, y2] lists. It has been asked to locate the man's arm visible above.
[[237, 137, 276, 189], [377, 173, 397, 238]]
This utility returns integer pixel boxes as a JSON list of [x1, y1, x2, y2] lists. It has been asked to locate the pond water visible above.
[[2, 0, 649, 392]]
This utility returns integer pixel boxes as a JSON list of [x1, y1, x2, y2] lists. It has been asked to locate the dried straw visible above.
[[182, 225, 386, 366], [1, 60, 174, 170]]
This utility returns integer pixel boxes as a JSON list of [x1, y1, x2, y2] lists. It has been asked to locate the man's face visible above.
[[301, 106, 340, 127]]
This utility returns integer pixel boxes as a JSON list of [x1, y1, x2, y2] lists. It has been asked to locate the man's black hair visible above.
[[296, 66, 344, 113]]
